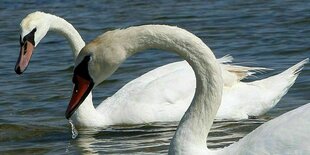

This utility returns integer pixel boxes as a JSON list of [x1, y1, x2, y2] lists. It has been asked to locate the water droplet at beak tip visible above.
[[68, 119, 79, 139]]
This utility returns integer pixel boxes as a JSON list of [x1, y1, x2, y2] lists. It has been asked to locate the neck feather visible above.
[[48, 14, 85, 59], [72, 93, 111, 127], [116, 25, 223, 152]]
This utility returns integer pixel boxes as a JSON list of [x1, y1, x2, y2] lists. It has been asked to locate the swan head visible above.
[[65, 36, 125, 119], [15, 11, 50, 74]]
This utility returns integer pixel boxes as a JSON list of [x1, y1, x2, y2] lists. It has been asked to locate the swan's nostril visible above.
[[15, 66, 22, 75]]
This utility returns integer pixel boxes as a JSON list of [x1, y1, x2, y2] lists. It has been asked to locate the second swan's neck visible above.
[[112, 25, 223, 154], [45, 14, 104, 126], [48, 14, 85, 59]]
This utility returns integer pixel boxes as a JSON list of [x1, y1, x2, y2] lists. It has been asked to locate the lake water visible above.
[[0, 0, 309, 154]]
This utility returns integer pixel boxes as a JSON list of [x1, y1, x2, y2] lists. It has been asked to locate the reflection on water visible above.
[[75, 124, 174, 154], [0, 0, 309, 154], [71, 119, 265, 154]]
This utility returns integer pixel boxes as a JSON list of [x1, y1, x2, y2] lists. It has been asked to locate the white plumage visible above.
[[19, 12, 307, 127], [68, 24, 309, 154]]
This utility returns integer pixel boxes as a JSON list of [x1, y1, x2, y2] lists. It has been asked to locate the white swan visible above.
[[69, 25, 310, 154], [16, 12, 307, 126]]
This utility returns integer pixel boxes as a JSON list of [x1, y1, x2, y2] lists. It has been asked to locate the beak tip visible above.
[[15, 66, 23, 75], [65, 111, 72, 119]]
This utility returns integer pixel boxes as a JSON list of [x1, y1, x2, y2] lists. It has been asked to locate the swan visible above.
[[16, 12, 307, 125], [68, 25, 310, 154]]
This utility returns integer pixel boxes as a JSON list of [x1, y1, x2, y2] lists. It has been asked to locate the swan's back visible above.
[[223, 103, 310, 154]]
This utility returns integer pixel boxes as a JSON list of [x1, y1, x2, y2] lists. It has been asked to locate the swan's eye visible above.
[[72, 76, 79, 93], [74, 84, 79, 93], [73, 55, 93, 81]]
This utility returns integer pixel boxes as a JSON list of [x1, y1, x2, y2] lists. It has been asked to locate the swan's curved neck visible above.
[[115, 25, 223, 153], [48, 15, 85, 59], [45, 14, 104, 125]]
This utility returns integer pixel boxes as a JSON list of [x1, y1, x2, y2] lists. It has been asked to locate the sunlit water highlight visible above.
[[69, 119, 79, 139]]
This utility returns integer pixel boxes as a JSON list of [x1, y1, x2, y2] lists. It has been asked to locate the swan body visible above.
[[17, 12, 307, 126], [170, 103, 310, 155], [97, 58, 307, 122], [68, 24, 309, 154], [220, 103, 310, 154]]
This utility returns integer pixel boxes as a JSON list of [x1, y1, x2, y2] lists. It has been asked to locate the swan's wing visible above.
[[221, 64, 270, 80], [244, 58, 309, 116], [217, 54, 234, 63], [225, 103, 310, 154], [96, 58, 307, 123], [96, 61, 195, 124], [96, 58, 260, 123], [217, 55, 271, 87], [217, 59, 309, 119]]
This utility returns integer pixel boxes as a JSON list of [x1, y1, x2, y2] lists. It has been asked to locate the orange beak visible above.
[[66, 75, 94, 119], [15, 41, 34, 74]]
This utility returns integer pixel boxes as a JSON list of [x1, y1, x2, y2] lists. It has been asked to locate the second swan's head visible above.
[[15, 11, 51, 74], [65, 32, 126, 119]]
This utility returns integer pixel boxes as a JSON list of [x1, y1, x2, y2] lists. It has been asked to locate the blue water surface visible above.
[[0, 0, 309, 154]]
